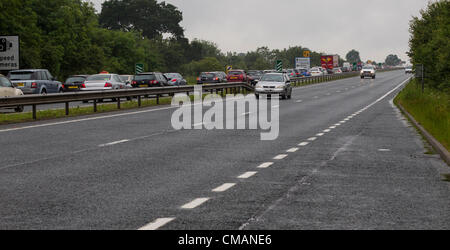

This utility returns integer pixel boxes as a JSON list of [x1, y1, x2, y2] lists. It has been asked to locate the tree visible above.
[[408, 0, 449, 89], [385, 54, 402, 66], [99, 0, 184, 39], [345, 49, 361, 64]]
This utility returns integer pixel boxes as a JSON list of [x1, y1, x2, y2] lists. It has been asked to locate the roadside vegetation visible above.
[[395, 0, 450, 152], [395, 79, 450, 151]]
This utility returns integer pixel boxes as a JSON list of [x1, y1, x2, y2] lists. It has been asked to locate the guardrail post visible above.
[[157, 95, 160, 104], [117, 98, 121, 109], [65, 102, 69, 116], [32, 105, 37, 120], [94, 99, 97, 112], [138, 96, 142, 107]]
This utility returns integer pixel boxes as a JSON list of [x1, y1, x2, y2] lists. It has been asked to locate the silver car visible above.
[[81, 74, 126, 91], [254, 73, 293, 99], [0, 74, 24, 112]]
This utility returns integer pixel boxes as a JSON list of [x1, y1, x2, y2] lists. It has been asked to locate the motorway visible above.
[[0, 70, 449, 229]]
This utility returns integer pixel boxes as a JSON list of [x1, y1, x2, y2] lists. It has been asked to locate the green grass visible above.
[[394, 79, 450, 151]]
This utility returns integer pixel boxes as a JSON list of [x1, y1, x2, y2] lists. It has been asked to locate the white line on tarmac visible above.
[[238, 171, 258, 179], [181, 198, 210, 209], [99, 139, 130, 147], [316, 133, 325, 137], [257, 162, 274, 169], [287, 148, 299, 153], [138, 218, 176, 230], [212, 183, 236, 192], [308, 137, 317, 141], [323, 129, 331, 133], [298, 142, 309, 146], [273, 154, 288, 160]]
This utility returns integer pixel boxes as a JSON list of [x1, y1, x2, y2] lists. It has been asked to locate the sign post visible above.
[[416, 64, 424, 93], [276, 60, 283, 72], [135, 63, 144, 74], [0, 36, 19, 71]]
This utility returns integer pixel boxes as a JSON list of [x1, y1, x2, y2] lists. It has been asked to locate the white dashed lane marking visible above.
[[138, 218, 176, 230], [287, 148, 299, 153], [98, 139, 130, 147], [308, 137, 317, 141], [238, 171, 258, 179], [273, 154, 288, 160], [257, 162, 274, 169], [212, 183, 236, 192], [316, 133, 325, 137], [298, 142, 309, 146], [181, 198, 210, 209]]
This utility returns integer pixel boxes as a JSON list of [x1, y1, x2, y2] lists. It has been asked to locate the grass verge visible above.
[[394, 79, 450, 151]]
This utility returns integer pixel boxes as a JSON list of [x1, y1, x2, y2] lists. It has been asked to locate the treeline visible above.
[[1, 0, 340, 80], [408, 0, 449, 90]]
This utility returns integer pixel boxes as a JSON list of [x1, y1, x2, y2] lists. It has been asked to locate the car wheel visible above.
[[58, 88, 63, 93], [14, 106, 24, 113], [281, 92, 287, 100], [255, 94, 259, 99], [372, 76, 376, 79], [41, 89, 47, 95]]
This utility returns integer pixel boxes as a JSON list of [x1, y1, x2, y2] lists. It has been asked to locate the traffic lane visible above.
[[0, 73, 411, 229], [241, 93, 450, 229], [0, 71, 404, 169]]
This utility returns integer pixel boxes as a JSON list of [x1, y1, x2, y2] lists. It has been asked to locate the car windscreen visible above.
[[8, 72, 34, 80], [119, 76, 130, 82], [135, 74, 156, 81], [66, 77, 86, 84], [87, 75, 111, 81], [260, 74, 284, 82], [200, 73, 215, 78], [363, 66, 373, 70], [165, 73, 181, 79]]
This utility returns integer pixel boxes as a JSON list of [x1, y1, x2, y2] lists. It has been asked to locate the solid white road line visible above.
[[287, 147, 299, 153], [298, 142, 309, 146], [308, 137, 317, 141], [98, 139, 130, 147], [181, 198, 210, 209], [273, 154, 288, 160], [257, 162, 274, 169], [138, 217, 176, 230], [238, 171, 258, 179], [212, 183, 236, 192]]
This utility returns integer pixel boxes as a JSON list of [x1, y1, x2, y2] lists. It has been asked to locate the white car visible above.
[[81, 73, 126, 91], [405, 66, 413, 74], [360, 65, 376, 79], [0, 74, 24, 112], [310, 67, 324, 77]]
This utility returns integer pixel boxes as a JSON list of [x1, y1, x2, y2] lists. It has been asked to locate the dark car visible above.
[[164, 73, 187, 86], [247, 70, 263, 85], [227, 70, 247, 83], [7, 69, 63, 95], [63, 75, 88, 92], [132, 72, 169, 87], [197, 72, 227, 84]]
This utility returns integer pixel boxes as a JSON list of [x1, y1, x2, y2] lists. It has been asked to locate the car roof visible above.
[[68, 75, 88, 77], [138, 72, 160, 75], [9, 69, 47, 72]]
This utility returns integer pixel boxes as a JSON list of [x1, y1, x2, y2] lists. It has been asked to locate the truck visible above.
[[342, 62, 351, 72], [321, 55, 339, 70]]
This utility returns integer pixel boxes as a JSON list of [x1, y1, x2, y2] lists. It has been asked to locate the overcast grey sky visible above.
[[89, 0, 431, 63]]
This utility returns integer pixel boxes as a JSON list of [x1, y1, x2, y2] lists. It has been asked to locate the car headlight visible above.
[[276, 85, 285, 89]]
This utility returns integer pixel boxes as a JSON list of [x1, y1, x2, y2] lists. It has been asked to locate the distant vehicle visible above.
[[7, 69, 63, 95], [263, 70, 277, 74], [333, 68, 343, 74], [0, 74, 24, 112], [227, 70, 247, 83], [254, 73, 292, 100], [132, 72, 169, 87], [63, 75, 88, 92], [247, 70, 263, 85], [342, 62, 351, 72], [297, 68, 311, 77], [197, 72, 226, 84], [360, 65, 376, 79], [82, 73, 126, 91], [405, 66, 413, 74], [119, 75, 134, 88], [164, 73, 187, 86], [310, 67, 324, 77], [286, 69, 297, 79]]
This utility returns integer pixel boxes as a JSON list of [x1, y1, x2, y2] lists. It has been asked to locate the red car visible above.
[[227, 70, 247, 83]]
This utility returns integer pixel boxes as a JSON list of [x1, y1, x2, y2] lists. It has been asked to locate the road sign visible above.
[[303, 50, 311, 58], [295, 57, 310, 69], [276, 60, 283, 72], [226, 65, 232, 74], [0, 36, 19, 70], [135, 63, 144, 74]]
